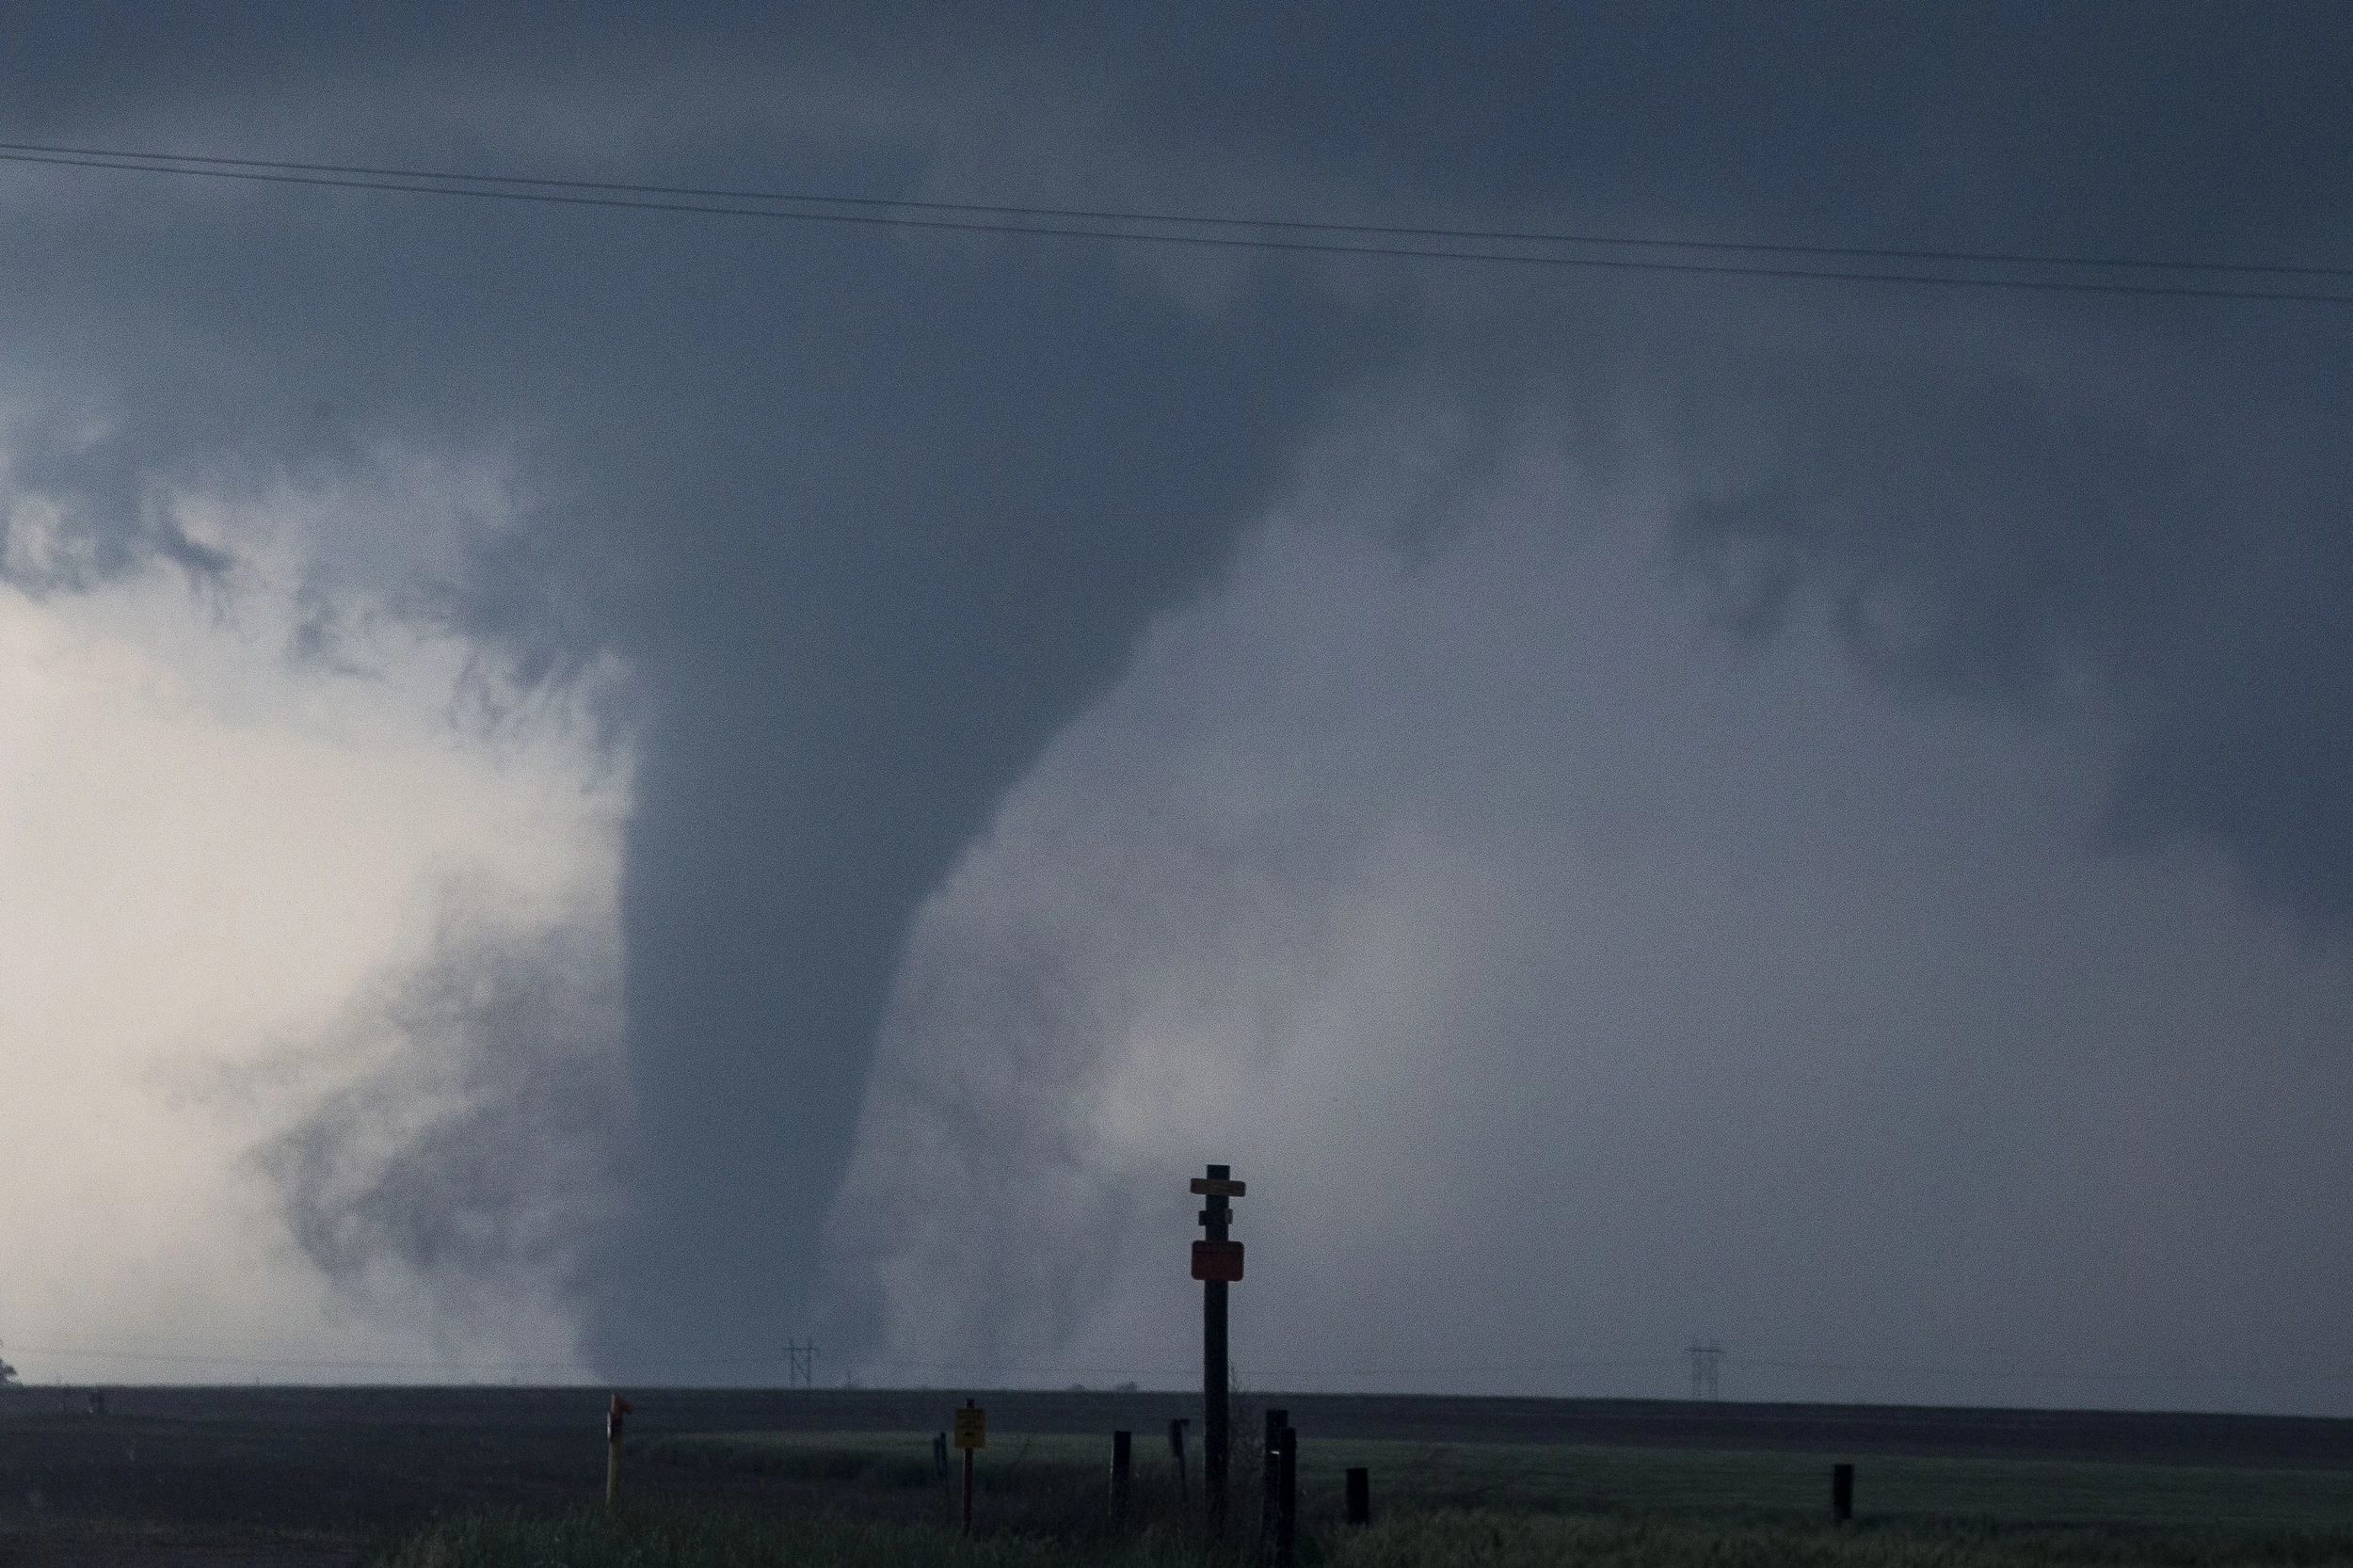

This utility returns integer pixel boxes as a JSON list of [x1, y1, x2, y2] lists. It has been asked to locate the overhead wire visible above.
[[0, 140, 2348, 305], [4, 1340, 1672, 1378], [4, 137, 2348, 281], [13, 1338, 2353, 1387]]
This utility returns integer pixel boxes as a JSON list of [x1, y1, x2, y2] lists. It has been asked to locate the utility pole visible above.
[[785, 1339, 817, 1388], [1687, 1337, 1723, 1400], [1192, 1162, 1246, 1533]]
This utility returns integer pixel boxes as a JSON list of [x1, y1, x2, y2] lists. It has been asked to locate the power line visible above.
[[1732, 1356, 2344, 1385], [14, 1336, 2353, 1387], [1, 1341, 1666, 1378], [4, 137, 2346, 282], [9, 1344, 595, 1373], [1, 140, 2348, 305]]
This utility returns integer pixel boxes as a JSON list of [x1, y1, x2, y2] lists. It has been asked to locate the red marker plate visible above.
[[1192, 1240, 1244, 1281]]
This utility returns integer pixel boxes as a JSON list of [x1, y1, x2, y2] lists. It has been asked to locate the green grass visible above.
[[1304, 1439, 2353, 1528], [1323, 1513, 2353, 1568], [644, 1429, 1205, 1540], [369, 1503, 1224, 1568], [650, 1431, 2353, 1530], [18, 1409, 2353, 1566], [371, 1503, 2353, 1568], [580, 1432, 2353, 1567], [645, 1430, 944, 1488]]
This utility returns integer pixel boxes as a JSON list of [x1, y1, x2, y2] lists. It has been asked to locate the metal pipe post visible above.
[[1201, 1164, 1233, 1531]]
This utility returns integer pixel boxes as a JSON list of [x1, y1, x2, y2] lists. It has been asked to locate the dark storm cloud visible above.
[[1668, 317, 2353, 924], [9, 3, 2352, 1375]]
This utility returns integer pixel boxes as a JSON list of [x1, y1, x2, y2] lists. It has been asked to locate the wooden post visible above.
[[1275, 1425, 1297, 1568], [1262, 1407, 1289, 1544], [933, 1432, 949, 1483], [604, 1395, 632, 1508], [1112, 1429, 1132, 1517], [1192, 1164, 1245, 1533], [1345, 1466, 1370, 1526], [1169, 1417, 1191, 1500], [1833, 1462, 1854, 1523]]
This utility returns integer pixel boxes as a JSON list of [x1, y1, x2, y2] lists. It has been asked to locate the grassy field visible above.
[[376, 1501, 2353, 1568], [9, 1392, 2353, 1565], [654, 1428, 2353, 1529]]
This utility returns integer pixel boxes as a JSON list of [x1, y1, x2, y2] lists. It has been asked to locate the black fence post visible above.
[[1345, 1466, 1370, 1526], [1833, 1463, 1855, 1523], [604, 1394, 632, 1508], [1262, 1407, 1289, 1545], [1169, 1417, 1191, 1501], [1275, 1425, 1297, 1568], [1112, 1430, 1132, 1517]]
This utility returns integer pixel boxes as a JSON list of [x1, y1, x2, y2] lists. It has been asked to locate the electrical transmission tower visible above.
[[1687, 1337, 1724, 1400], [785, 1339, 818, 1388]]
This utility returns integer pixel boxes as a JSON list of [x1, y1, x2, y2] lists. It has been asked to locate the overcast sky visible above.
[[4, 5, 2352, 1412]]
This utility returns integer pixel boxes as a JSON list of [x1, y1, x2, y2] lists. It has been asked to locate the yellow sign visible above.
[[952, 1405, 986, 1449]]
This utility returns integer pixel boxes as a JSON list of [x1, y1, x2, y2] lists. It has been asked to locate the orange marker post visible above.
[[952, 1399, 986, 1532]]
